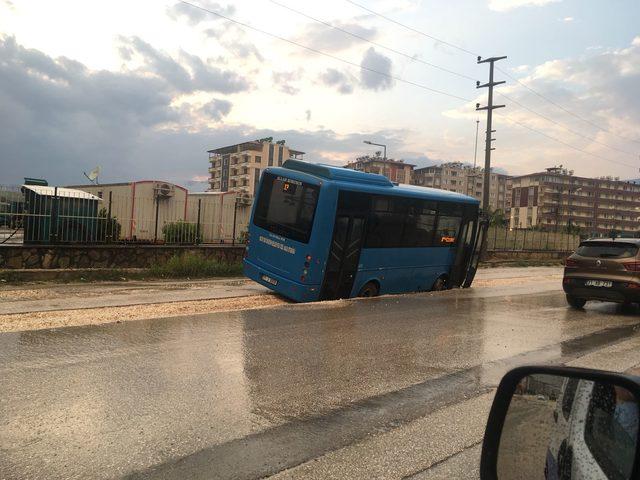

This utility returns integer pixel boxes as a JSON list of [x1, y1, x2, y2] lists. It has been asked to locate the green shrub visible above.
[[237, 230, 249, 244], [149, 253, 242, 278], [162, 221, 198, 244], [96, 208, 122, 242]]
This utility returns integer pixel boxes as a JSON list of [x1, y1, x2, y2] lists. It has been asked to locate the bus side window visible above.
[[435, 216, 461, 245], [365, 195, 404, 248], [403, 200, 436, 247], [366, 211, 403, 248]]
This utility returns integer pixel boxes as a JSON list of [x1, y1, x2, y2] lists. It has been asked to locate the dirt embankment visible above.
[[0, 295, 286, 333]]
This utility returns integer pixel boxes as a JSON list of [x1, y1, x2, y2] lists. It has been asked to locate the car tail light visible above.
[[565, 258, 578, 267], [623, 262, 640, 271]]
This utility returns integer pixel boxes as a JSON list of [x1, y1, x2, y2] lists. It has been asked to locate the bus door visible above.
[[320, 215, 365, 300], [449, 215, 477, 288], [449, 207, 488, 288], [461, 214, 489, 288]]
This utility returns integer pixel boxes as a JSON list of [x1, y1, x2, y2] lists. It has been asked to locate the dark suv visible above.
[[563, 238, 640, 308]]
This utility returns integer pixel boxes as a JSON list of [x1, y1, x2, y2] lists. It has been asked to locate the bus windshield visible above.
[[253, 173, 319, 243]]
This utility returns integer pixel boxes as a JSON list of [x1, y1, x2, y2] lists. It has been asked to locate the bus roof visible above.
[[281, 159, 480, 205]]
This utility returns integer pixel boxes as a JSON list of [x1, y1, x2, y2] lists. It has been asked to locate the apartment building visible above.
[[510, 166, 640, 234], [412, 162, 512, 212], [344, 157, 415, 184], [208, 138, 304, 195]]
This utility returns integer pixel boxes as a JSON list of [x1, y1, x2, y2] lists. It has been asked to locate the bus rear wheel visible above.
[[358, 282, 379, 298], [431, 276, 448, 292]]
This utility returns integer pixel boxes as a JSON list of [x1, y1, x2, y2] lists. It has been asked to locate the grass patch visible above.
[[149, 253, 243, 279]]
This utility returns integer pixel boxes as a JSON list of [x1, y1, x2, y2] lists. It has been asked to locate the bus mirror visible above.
[[480, 366, 640, 479]]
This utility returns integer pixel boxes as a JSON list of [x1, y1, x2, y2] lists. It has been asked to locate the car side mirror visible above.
[[480, 366, 640, 479]]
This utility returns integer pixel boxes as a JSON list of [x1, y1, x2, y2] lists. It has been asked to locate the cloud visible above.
[[488, 0, 561, 12], [120, 36, 250, 94], [360, 47, 393, 91], [200, 98, 232, 121], [512, 64, 530, 73], [297, 22, 377, 52], [562, 16, 574, 22], [272, 70, 302, 95], [319, 68, 354, 94], [167, 1, 234, 26], [204, 23, 264, 62], [0, 35, 423, 187], [0, 35, 242, 186]]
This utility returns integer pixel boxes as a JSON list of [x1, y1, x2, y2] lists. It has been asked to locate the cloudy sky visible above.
[[1, 0, 639, 188]]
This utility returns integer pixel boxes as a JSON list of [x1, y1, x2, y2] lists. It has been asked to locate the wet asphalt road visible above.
[[2, 279, 640, 479]]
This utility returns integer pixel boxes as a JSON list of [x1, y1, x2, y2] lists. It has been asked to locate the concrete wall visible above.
[[0, 245, 244, 269]]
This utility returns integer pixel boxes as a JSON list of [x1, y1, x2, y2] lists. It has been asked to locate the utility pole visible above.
[[470, 118, 481, 198], [476, 56, 506, 215], [473, 119, 480, 169]]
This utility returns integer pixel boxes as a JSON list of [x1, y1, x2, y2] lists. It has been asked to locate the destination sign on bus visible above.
[[282, 182, 297, 194], [276, 176, 302, 194]]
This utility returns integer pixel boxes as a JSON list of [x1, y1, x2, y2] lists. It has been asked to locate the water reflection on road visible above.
[[1, 287, 639, 479]]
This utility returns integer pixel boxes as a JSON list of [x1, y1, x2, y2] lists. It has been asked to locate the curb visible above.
[[0, 268, 148, 284]]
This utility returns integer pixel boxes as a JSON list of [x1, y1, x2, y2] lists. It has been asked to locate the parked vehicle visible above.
[[563, 239, 640, 308], [243, 160, 486, 302]]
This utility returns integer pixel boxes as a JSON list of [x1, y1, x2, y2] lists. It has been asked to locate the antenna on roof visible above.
[[83, 166, 101, 185]]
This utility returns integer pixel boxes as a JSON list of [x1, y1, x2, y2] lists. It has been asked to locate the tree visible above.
[[489, 208, 508, 228], [563, 223, 582, 236]]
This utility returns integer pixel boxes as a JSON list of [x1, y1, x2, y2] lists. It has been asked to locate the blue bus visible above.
[[243, 160, 486, 302]]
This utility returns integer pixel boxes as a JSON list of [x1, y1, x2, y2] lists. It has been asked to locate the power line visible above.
[[176, 0, 472, 102], [303, 1, 638, 160], [269, 0, 476, 82], [496, 66, 640, 145], [344, 0, 478, 57], [498, 113, 637, 169], [496, 91, 638, 157]]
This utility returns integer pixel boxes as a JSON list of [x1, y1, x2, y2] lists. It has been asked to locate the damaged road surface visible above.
[[2, 275, 640, 479]]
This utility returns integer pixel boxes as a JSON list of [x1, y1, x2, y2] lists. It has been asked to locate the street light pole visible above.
[[363, 140, 388, 178]]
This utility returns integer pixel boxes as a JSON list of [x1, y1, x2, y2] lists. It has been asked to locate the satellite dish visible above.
[[83, 166, 101, 184]]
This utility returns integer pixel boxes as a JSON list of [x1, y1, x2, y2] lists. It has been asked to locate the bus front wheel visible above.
[[358, 282, 379, 298]]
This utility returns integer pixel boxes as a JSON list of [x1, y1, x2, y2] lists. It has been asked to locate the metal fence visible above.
[[486, 226, 581, 253], [0, 185, 251, 246]]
